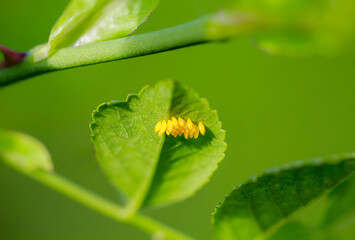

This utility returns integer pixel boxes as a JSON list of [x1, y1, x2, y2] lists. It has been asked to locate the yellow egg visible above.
[[161, 120, 167, 132], [184, 131, 189, 139], [194, 125, 199, 138], [190, 124, 195, 133], [166, 120, 173, 134], [178, 117, 185, 128], [156, 118, 205, 139], [172, 117, 178, 128], [187, 118, 193, 129], [155, 121, 162, 132], [158, 129, 165, 136], [198, 122, 205, 135], [178, 127, 184, 136], [189, 129, 194, 138]]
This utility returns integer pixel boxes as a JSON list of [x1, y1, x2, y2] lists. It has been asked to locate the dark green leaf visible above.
[[0, 129, 53, 172], [212, 154, 355, 240], [269, 174, 355, 240], [90, 79, 226, 214], [268, 222, 313, 240], [48, 0, 159, 54], [320, 174, 355, 239], [323, 174, 355, 226]]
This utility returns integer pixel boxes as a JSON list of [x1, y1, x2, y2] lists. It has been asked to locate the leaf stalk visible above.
[[7, 164, 195, 240]]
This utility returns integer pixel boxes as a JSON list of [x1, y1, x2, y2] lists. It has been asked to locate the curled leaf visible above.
[[48, 0, 160, 54]]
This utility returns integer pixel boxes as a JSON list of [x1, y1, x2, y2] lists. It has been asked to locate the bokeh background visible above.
[[1, 0, 355, 239]]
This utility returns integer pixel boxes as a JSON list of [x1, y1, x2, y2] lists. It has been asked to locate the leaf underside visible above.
[[212, 154, 355, 240], [319, 174, 355, 240], [268, 173, 355, 240], [90, 79, 226, 213]]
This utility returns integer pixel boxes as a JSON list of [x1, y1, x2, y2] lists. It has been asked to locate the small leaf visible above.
[[90, 79, 226, 214], [212, 154, 355, 240], [48, 0, 159, 54], [0, 129, 53, 172]]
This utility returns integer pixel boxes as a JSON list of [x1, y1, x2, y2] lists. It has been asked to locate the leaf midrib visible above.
[[123, 83, 174, 215]]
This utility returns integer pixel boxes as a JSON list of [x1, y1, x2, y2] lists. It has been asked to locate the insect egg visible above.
[[189, 129, 194, 138], [172, 117, 178, 128], [166, 120, 173, 135], [194, 125, 199, 138], [172, 130, 178, 137], [187, 119, 193, 129], [155, 117, 205, 139], [198, 122, 205, 135], [178, 128, 183, 136], [184, 131, 189, 139], [178, 117, 185, 127], [158, 120, 167, 136], [155, 121, 162, 132]]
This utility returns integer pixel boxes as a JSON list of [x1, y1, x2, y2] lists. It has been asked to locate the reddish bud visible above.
[[0, 45, 27, 69]]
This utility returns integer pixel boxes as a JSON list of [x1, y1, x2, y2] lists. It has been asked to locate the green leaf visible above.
[[216, 0, 355, 56], [48, 0, 159, 54], [322, 175, 355, 227], [90, 79, 226, 214], [268, 222, 313, 240], [212, 154, 355, 240], [320, 174, 355, 239], [269, 174, 355, 240], [266, 171, 355, 240], [0, 129, 53, 172]]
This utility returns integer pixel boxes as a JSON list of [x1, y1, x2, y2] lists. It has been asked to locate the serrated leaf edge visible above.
[[90, 79, 227, 212]]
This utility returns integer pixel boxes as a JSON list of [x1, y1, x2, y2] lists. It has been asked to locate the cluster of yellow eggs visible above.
[[155, 117, 205, 139]]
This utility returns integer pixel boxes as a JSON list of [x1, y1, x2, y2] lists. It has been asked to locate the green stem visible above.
[[0, 18, 210, 87], [0, 12, 259, 87], [19, 169, 195, 240]]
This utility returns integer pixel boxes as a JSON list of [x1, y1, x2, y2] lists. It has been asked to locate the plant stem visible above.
[[19, 169, 195, 240], [0, 18, 210, 87], [0, 12, 259, 87]]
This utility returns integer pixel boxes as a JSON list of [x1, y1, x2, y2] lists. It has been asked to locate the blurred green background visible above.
[[1, 0, 355, 239]]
